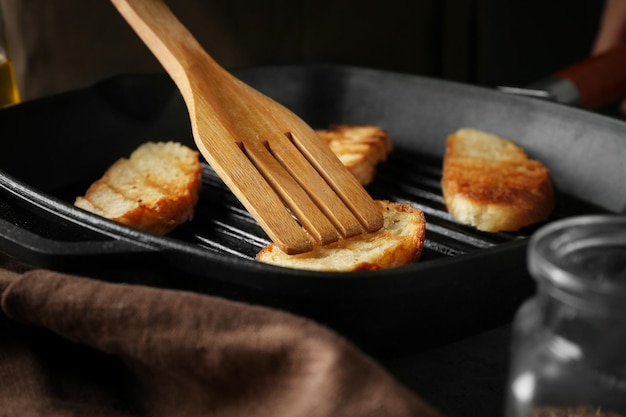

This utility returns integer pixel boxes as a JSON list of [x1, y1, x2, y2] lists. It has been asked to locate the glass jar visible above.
[[506, 215, 626, 417]]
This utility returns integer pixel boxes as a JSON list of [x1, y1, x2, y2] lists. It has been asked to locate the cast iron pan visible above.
[[0, 65, 624, 357]]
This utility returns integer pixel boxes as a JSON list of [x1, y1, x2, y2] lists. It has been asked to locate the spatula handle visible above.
[[111, 0, 221, 100]]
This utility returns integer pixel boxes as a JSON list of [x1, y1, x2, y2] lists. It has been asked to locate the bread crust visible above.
[[74, 141, 202, 235], [441, 128, 554, 232], [256, 200, 426, 271], [316, 125, 392, 185]]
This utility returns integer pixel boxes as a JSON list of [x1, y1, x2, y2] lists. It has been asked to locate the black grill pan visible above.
[[0, 65, 622, 357]]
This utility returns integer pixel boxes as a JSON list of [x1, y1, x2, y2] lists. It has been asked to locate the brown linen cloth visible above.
[[0, 264, 444, 417]]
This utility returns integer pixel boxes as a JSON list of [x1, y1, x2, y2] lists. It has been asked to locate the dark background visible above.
[[1, 0, 607, 103]]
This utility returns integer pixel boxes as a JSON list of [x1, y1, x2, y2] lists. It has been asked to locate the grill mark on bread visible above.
[[74, 142, 202, 235], [127, 155, 170, 199], [441, 128, 554, 232]]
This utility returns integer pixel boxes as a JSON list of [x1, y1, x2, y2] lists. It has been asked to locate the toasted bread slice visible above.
[[316, 125, 392, 185], [74, 141, 202, 235], [441, 128, 554, 232], [256, 200, 426, 271]]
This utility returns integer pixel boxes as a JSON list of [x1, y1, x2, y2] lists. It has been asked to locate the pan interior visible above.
[[0, 66, 617, 271]]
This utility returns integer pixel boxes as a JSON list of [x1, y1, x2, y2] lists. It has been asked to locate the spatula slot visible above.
[[239, 139, 341, 246]]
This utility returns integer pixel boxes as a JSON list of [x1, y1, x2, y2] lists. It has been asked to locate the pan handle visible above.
[[0, 188, 160, 271], [0, 217, 156, 269], [499, 43, 626, 110], [555, 42, 626, 109]]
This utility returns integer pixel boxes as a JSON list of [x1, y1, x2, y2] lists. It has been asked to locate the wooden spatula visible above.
[[111, 0, 383, 254]]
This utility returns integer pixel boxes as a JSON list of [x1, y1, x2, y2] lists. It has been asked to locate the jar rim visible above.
[[528, 215, 626, 298]]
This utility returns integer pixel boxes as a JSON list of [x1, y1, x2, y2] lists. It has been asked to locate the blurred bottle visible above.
[[0, 3, 20, 107]]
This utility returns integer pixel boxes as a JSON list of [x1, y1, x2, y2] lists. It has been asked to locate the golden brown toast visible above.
[[256, 200, 426, 271], [74, 141, 202, 235], [441, 128, 554, 232], [316, 124, 392, 185]]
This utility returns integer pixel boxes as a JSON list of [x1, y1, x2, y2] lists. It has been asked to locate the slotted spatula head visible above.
[[111, 0, 383, 254]]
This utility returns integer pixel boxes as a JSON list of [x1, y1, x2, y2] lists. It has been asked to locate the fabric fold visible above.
[[0, 267, 443, 417]]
